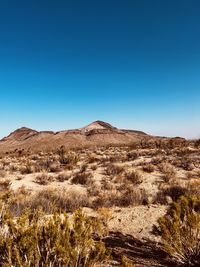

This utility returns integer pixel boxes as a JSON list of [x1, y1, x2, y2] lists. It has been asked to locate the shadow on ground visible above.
[[104, 232, 173, 266]]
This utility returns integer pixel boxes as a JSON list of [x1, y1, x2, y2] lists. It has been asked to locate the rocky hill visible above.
[[0, 121, 150, 153]]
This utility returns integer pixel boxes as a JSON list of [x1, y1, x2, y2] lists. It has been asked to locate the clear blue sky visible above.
[[0, 0, 199, 139]]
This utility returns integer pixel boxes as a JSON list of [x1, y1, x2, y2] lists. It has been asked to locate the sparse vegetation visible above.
[[0, 139, 199, 266], [35, 172, 53, 185], [0, 203, 110, 266], [124, 170, 143, 185], [158, 196, 200, 266], [71, 171, 92, 185]]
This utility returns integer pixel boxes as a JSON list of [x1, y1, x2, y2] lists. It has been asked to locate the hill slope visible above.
[[0, 121, 150, 153]]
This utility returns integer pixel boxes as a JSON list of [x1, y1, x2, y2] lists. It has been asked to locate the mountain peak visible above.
[[16, 127, 36, 132], [1, 127, 38, 142], [81, 120, 116, 131]]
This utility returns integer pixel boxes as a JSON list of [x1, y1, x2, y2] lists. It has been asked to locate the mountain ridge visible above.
[[0, 120, 152, 153]]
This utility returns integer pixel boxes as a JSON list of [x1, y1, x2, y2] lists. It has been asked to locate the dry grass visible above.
[[35, 173, 54, 185], [10, 188, 91, 215], [103, 163, 124, 177], [124, 170, 143, 185], [55, 173, 70, 182], [0, 170, 6, 178], [142, 163, 155, 173], [71, 171, 92, 185]]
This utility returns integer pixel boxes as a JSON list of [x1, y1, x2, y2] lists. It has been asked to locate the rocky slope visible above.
[[0, 121, 150, 153]]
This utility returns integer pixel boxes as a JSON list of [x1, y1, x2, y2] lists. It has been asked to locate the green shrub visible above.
[[158, 196, 200, 266], [0, 205, 110, 266]]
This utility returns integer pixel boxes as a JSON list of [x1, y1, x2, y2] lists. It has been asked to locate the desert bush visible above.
[[71, 171, 92, 185], [56, 173, 70, 182], [8, 164, 18, 172], [49, 161, 61, 172], [151, 156, 163, 166], [11, 188, 91, 215], [92, 191, 118, 209], [117, 186, 148, 207], [159, 163, 177, 183], [91, 164, 97, 171], [57, 146, 79, 166], [124, 170, 142, 185], [35, 173, 54, 185], [0, 179, 11, 191], [104, 164, 124, 177], [165, 185, 188, 202], [0, 170, 6, 178], [142, 163, 155, 173], [126, 151, 138, 161], [186, 171, 196, 180], [101, 177, 115, 191], [57, 145, 67, 164], [172, 157, 194, 171], [187, 181, 200, 197], [34, 158, 53, 172], [93, 186, 147, 208], [154, 185, 188, 204], [0, 206, 110, 266], [20, 162, 35, 174], [80, 164, 88, 173], [87, 155, 99, 164], [158, 196, 200, 266], [97, 207, 113, 227]]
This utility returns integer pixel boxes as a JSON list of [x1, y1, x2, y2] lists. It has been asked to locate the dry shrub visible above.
[[87, 183, 101, 197], [35, 173, 54, 185], [154, 184, 188, 204], [187, 180, 200, 197], [55, 173, 70, 182], [158, 196, 200, 266], [97, 207, 113, 227], [71, 171, 92, 185], [30, 189, 91, 213], [9, 164, 18, 172], [9, 188, 91, 215], [113, 174, 125, 184], [93, 186, 148, 208], [186, 171, 196, 180], [142, 164, 155, 173], [92, 191, 118, 209], [104, 164, 124, 177], [194, 139, 200, 148], [101, 177, 115, 191], [0, 179, 11, 191], [20, 162, 35, 174], [97, 207, 112, 221], [80, 164, 87, 173], [116, 186, 148, 207], [0, 207, 110, 266], [126, 151, 138, 161], [172, 157, 194, 171], [151, 156, 163, 166], [57, 146, 79, 165], [0, 170, 6, 178], [91, 164, 97, 171], [124, 170, 142, 185], [159, 163, 176, 183], [49, 161, 61, 172], [87, 155, 99, 164], [34, 158, 52, 172]]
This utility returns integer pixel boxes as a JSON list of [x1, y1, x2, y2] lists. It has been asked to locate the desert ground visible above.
[[0, 130, 199, 266]]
